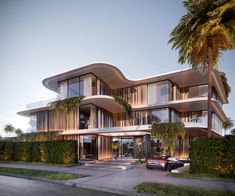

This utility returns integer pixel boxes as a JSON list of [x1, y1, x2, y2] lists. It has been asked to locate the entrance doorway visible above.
[[112, 137, 134, 158], [80, 135, 97, 160]]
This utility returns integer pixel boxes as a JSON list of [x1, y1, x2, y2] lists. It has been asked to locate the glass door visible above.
[[80, 135, 97, 160], [112, 137, 134, 158]]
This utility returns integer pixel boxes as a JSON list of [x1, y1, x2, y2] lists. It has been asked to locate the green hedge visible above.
[[190, 135, 235, 177], [0, 140, 77, 164]]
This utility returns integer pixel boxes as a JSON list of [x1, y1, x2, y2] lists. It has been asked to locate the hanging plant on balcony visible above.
[[150, 122, 185, 156], [112, 95, 132, 118], [50, 96, 84, 114], [219, 72, 231, 98]]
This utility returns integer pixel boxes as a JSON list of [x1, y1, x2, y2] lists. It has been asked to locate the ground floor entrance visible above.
[[62, 133, 151, 161], [79, 135, 97, 160], [112, 136, 148, 159], [62, 128, 210, 160]]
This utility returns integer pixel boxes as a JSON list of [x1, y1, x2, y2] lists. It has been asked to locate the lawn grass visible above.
[[0, 160, 83, 167], [134, 182, 235, 196], [0, 167, 87, 180], [169, 165, 235, 183]]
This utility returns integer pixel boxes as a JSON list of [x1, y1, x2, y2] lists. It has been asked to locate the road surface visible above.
[[0, 175, 124, 196]]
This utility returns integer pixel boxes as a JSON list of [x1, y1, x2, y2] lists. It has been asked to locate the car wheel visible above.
[[167, 165, 172, 172]]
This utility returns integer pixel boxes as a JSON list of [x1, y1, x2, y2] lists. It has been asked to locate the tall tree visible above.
[[169, 0, 235, 136]]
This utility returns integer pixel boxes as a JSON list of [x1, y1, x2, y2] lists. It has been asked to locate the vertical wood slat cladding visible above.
[[98, 136, 112, 160], [36, 107, 79, 131], [36, 111, 49, 132]]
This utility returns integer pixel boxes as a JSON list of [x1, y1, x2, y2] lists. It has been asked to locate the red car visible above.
[[146, 156, 184, 171]]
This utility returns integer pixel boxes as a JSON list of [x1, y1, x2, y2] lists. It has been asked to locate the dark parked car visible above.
[[146, 156, 184, 171]]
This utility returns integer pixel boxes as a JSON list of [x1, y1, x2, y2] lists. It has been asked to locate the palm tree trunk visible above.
[[207, 45, 213, 137]]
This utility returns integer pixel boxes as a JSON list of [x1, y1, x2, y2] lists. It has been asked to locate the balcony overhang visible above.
[[81, 95, 125, 113], [133, 97, 227, 122], [61, 125, 150, 136], [18, 95, 125, 117], [17, 107, 48, 117]]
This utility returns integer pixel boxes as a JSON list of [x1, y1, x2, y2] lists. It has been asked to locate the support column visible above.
[[144, 134, 151, 159]]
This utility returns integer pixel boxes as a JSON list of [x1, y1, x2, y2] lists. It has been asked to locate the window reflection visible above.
[[148, 81, 171, 105], [150, 109, 169, 123], [59, 81, 67, 99], [68, 77, 79, 98]]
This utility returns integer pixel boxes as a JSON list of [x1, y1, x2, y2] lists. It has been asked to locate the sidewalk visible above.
[[0, 162, 235, 195]]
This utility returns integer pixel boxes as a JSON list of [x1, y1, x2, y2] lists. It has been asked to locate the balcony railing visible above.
[[26, 98, 59, 109]]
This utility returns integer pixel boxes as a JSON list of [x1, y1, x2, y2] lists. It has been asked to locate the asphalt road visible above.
[[0, 175, 124, 196]]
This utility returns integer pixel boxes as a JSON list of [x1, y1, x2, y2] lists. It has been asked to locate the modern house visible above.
[[18, 63, 228, 160]]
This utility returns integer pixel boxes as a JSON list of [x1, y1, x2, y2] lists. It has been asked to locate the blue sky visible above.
[[0, 0, 234, 136]]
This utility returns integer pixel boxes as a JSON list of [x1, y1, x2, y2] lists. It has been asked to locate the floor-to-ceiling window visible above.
[[147, 81, 172, 105], [68, 77, 79, 98], [212, 113, 222, 135], [148, 108, 169, 124], [59, 81, 67, 99], [79, 105, 90, 129], [112, 137, 134, 158]]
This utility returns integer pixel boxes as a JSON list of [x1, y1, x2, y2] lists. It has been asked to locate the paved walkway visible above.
[[0, 162, 235, 195]]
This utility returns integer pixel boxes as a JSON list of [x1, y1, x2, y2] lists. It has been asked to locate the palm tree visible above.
[[169, 0, 235, 136]]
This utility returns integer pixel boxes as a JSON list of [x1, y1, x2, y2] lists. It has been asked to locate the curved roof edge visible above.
[[42, 62, 135, 92], [42, 62, 228, 104]]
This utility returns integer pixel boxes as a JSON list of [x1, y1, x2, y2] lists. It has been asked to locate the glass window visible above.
[[68, 77, 79, 98], [212, 113, 222, 134], [188, 85, 208, 98], [59, 81, 67, 99], [148, 81, 171, 105], [150, 108, 169, 123], [92, 75, 97, 95], [171, 110, 180, 122], [100, 80, 111, 95], [80, 75, 92, 96], [180, 111, 207, 126]]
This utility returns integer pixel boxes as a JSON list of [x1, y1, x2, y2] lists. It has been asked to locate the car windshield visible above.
[[167, 157, 177, 162]]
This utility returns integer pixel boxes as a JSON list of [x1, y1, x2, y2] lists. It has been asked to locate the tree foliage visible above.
[[230, 128, 235, 135], [112, 95, 132, 118], [15, 129, 23, 136], [17, 131, 61, 142], [220, 71, 231, 98], [169, 0, 235, 68], [50, 96, 84, 114], [222, 117, 234, 131], [169, 0, 235, 136], [150, 122, 185, 155], [4, 124, 15, 133]]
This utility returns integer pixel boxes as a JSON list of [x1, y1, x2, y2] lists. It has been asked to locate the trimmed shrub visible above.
[[0, 140, 77, 164], [2, 141, 14, 161], [190, 135, 235, 178], [31, 142, 40, 162]]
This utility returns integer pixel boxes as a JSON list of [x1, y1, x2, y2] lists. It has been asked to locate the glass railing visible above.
[[26, 98, 59, 109]]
